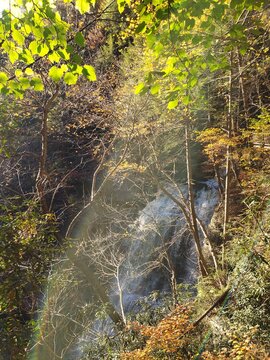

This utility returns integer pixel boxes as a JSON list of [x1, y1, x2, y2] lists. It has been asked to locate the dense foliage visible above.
[[0, 0, 270, 359]]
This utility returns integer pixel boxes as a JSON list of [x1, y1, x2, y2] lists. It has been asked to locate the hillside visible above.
[[0, 1, 269, 359]]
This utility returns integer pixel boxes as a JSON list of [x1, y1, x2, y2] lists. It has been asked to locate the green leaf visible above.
[[229, 24, 245, 39], [48, 25, 57, 37], [67, 45, 74, 53], [230, 0, 242, 9], [38, 43, 49, 57], [12, 29, 25, 46], [19, 49, 34, 64], [239, 45, 248, 55], [32, 26, 43, 39], [70, 64, 83, 75], [192, 34, 203, 45], [13, 89, 24, 100], [117, 0, 126, 13], [82, 65, 96, 81], [43, 28, 52, 40], [0, 87, 9, 95], [191, 0, 209, 16], [48, 52, 61, 63], [48, 66, 64, 82], [25, 68, 34, 76], [57, 49, 70, 60], [0, 72, 8, 84], [76, 0, 90, 14], [75, 32, 85, 47], [134, 83, 145, 95], [135, 22, 146, 34], [185, 18, 195, 30], [15, 69, 23, 77], [45, 6, 56, 20], [200, 19, 211, 30], [188, 77, 198, 88], [177, 48, 187, 59], [156, 8, 168, 20], [146, 33, 156, 48], [29, 40, 38, 55], [60, 64, 68, 72], [24, 23, 32, 36], [201, 62, 207, 70], [212, 4, 226, 20], [153, 42, 164, 56], [9, 50, 19, 64], [19, 77, 30, 90], [182, 95, 191, 105], [30, 78, 44, 91], [150, 84, 160, 95], [71, 54, 83, 64], [64, 72, 78, 85], [9, 79, 19, 90], [168, 100, 178, 109], [169, 30, 179, 44]]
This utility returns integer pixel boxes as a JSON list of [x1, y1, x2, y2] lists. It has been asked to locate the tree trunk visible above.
[[36, 90, 58, 213], [222, 52, 233, 269], [36, 107, 49, 213], [237, 49, 248, 126], [116, 263, 126, 325], [213, 159, 224, 196], [185, 117, 209, 277]]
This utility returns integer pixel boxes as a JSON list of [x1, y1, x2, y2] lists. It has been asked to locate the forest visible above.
[[0, 0, 269, 359]]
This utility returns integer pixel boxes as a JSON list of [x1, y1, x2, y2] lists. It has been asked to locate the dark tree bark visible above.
[[36, 89, 58, 213], [185, 117, 209, 277]]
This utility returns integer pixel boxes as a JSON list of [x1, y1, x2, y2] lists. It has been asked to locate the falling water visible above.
[[111, 179, 220, 312]]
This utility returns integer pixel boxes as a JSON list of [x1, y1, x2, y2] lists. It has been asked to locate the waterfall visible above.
[[110, 179, 220, 313]]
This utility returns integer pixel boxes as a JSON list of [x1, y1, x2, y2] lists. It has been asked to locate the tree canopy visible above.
[[0, 0, 270, 359]]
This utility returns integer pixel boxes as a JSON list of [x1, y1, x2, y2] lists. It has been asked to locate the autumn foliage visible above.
[[121, 305, 194, 359], [202, 326, 270, 360]]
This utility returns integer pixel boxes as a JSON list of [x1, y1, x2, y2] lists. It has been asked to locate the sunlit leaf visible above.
[[134, 83, 145, 95], [168, 100, 178, 109], [15, 69, 23, 77], [48, 52, 61, 63], [48, 66, 64, 82], [29, 40, 38, 55], [64, 72, 78, 85], [150, 84, 160, 95], [12, 29, 25, 46], [76, 0, 90, 14], [82, 65, 96, 81], [38, 43, 49, 57], [9, 50, 19, 64], [25, 68, 34, 76], [0, 72, 8, 84]]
